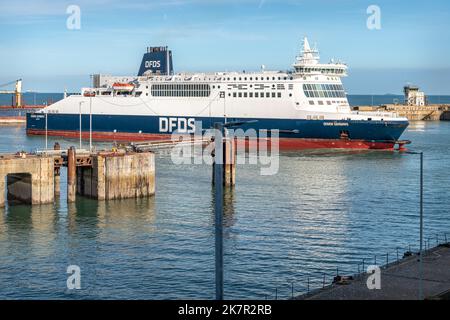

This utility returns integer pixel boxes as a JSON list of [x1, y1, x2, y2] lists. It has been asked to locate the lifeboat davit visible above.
[[112, 82, 134, 91]]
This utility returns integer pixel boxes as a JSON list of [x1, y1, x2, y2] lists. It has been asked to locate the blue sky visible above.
[[1, 0, 449, 94]]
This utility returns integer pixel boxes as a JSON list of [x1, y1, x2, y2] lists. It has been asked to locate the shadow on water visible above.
[[3, 205, 34, 229], [2, 203, 58, 234], [64, 196, 158, 235]]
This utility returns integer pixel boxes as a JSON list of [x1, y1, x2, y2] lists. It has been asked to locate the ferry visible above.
[[26, 38, 409, 149]]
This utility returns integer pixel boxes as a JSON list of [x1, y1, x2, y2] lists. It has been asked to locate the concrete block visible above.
[[0, 155, 54, 207]]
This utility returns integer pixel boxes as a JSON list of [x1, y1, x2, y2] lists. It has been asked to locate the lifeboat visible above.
[[83, 90, 96, 97], [112, 82, 134, 91]]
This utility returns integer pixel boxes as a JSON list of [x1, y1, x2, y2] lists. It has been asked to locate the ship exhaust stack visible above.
[[138, 46, 173, 76]]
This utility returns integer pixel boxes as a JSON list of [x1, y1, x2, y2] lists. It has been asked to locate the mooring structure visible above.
[[0, 144, 155, 207]]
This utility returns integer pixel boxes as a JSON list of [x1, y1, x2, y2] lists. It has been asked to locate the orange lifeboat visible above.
[[112, 82, 134, 91], [83, 90, 96, 97]]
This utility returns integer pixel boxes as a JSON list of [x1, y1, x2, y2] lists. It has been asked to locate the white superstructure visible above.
[[29, 38, 409, 149], [43, 38, 401, 122]]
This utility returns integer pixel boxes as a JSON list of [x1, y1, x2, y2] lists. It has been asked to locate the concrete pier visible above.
[[0, 153, 54, 207], [0, 147, 155, 207], [75, 152, 155, 200], [298, 244, 450, 300]]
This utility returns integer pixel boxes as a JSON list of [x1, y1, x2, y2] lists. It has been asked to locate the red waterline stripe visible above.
[[27, 129, 173, 142], [0, 116, 25, 120], [26, 129, 396, 150]]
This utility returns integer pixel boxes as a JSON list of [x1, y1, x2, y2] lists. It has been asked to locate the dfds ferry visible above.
[[26, 39, 409, 149]]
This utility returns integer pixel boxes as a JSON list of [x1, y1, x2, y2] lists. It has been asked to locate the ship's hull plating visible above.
[[26, 113, 408, 150]]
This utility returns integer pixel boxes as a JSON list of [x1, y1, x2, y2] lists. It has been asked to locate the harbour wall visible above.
[[353, 104, 450, 121]]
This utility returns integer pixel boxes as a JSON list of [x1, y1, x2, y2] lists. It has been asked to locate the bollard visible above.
[[336, 267, 339, 276], [374, 255, 377, 265], [67, 147, 76, 203], [396, 248, 399, 263]]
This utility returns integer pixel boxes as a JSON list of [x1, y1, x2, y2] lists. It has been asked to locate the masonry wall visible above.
[[79, 152, 155, 201], [0, 156, 54, 207]]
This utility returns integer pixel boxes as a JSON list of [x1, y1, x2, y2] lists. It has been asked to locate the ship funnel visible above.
[[137, 46, 174, 76]]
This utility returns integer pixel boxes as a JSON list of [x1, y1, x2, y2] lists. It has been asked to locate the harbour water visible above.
[[0, 120, 449, 299]]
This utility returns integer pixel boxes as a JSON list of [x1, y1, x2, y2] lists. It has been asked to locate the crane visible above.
[[0, 79, 22, 107]]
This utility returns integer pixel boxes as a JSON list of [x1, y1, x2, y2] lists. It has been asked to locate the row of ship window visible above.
[[225, 76, 293, 81], [308, 100, 340, 106], [151, 84, 211, 97], [147, 83, 346, 100], [295, 67, 346, 74], [230, 92, 283, 98], [303, 84, 346, 98], [147, 75, 294, 84], [149, 83, 290, 98]]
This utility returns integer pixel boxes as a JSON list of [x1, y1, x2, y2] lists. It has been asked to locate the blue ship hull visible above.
[[26, 112, 409, 149]]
